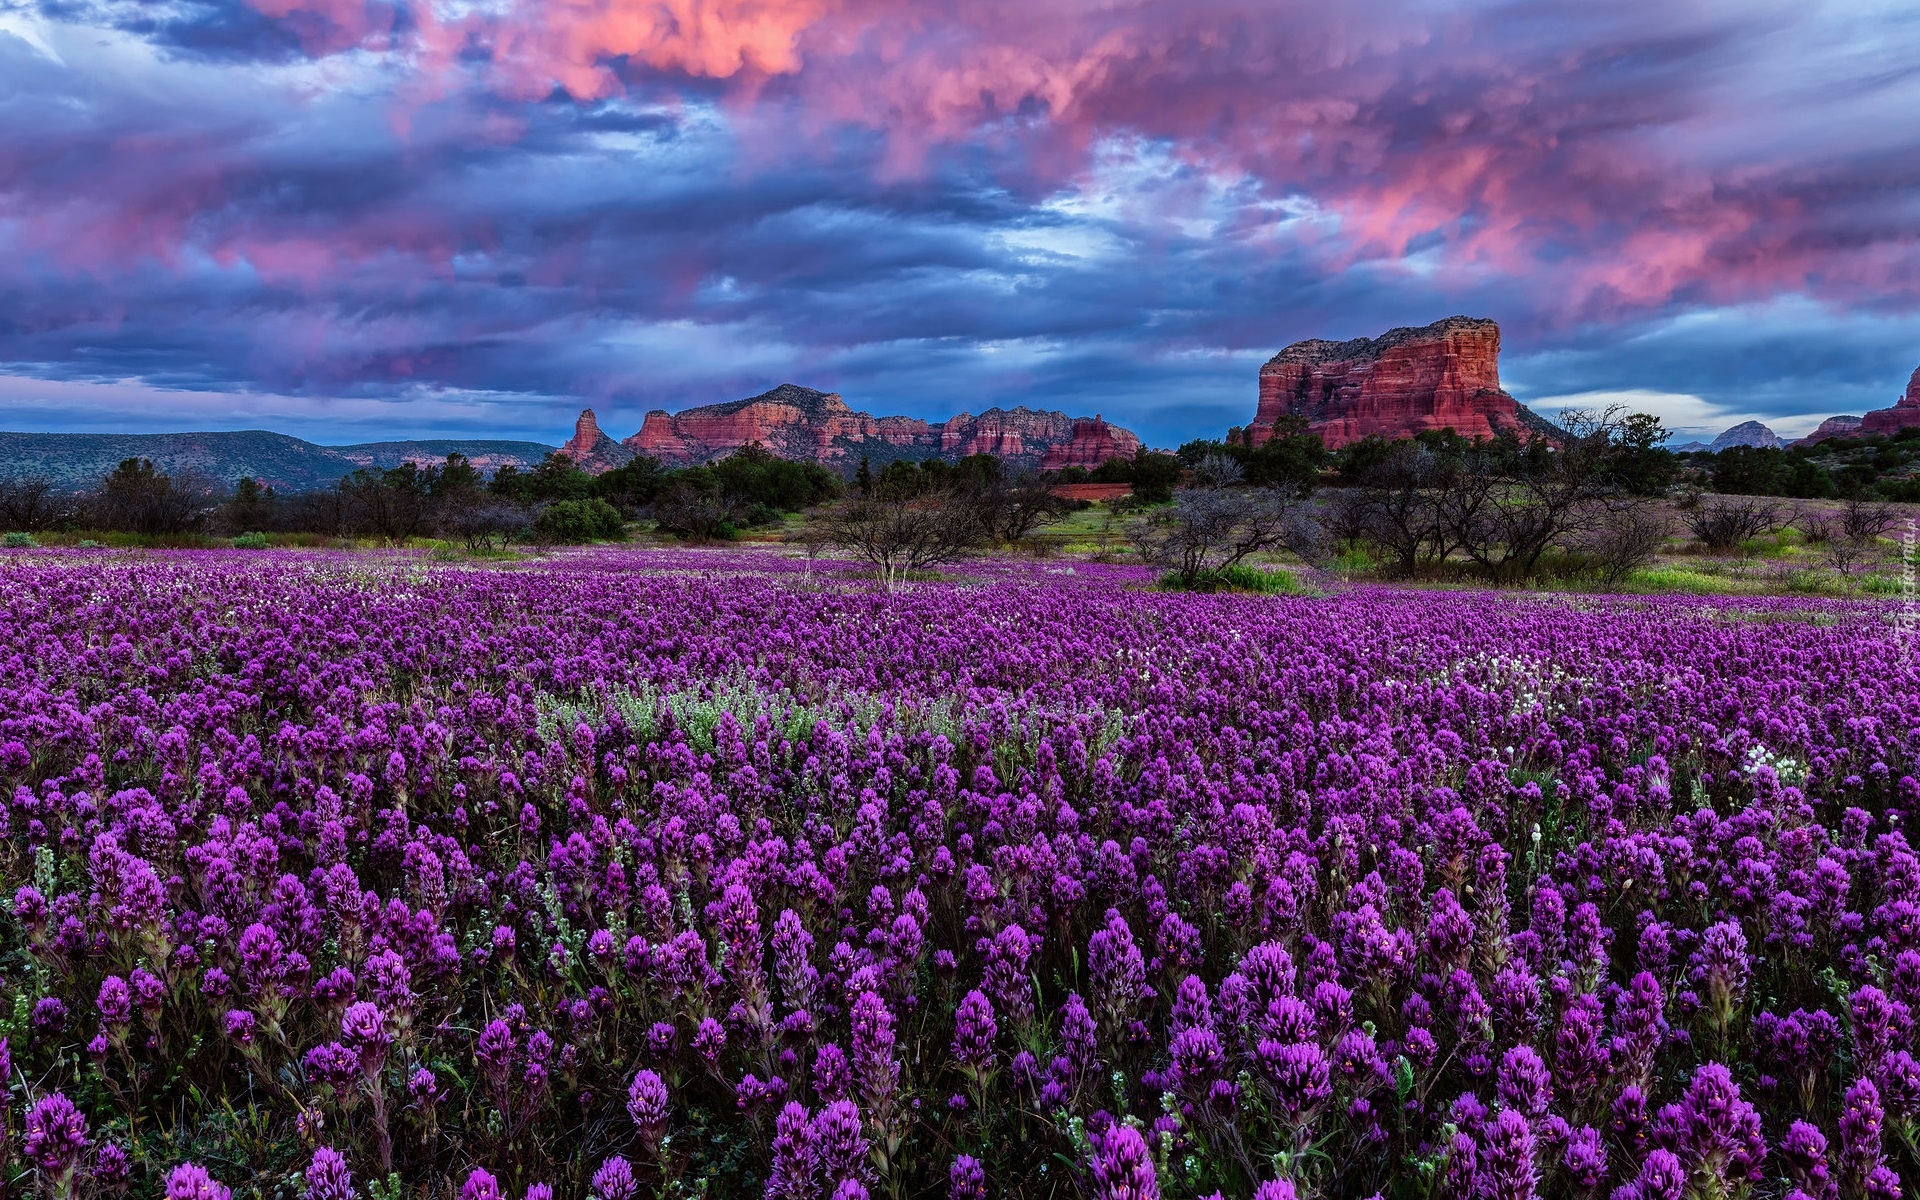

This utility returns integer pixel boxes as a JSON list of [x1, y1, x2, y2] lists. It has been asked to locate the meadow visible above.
[[0, 546, 1917, 1200]]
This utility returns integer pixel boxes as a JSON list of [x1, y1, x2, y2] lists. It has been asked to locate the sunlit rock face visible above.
[[1251, 316, 1548, 449], [621, 384, 1140, 470]]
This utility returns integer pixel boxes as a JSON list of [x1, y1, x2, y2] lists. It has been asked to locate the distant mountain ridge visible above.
[[622, 383, 1141, 470], [0, 430, 556, 492]]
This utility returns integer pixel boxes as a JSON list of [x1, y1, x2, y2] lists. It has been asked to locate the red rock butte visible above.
[[1248, 316, 1550, 449], [1857, 365, 1920, 437], [559, 408, 636, 473], [617, 383, 1141, 471]]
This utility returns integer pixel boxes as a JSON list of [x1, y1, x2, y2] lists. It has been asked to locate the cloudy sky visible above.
[[1, 0, 1917, 447]]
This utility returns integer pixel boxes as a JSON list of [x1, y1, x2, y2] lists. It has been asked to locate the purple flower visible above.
[[1480, 1108, 1537, 1200], [24, 1093, 88, 1176], [165, 1164, 233, 1200], [769, 1102, 817, 1200], [305, 1148, 355, 1200], [812, 1099, 868, 1184], [627, 1068, 669, 1149], [476, 1019, 515, 1083], [1256, 1040, 1331, 1118], [1691, 920, 1750, 1027], [1679, 1062, 1766, 1188], [1780, 1119, 1834, 1198], [590, 1156, 636, 1200], [97, 975, 133, 1030], [33, 995, 69, 1034], [1562, 1125, 1606, 1191], [96, 1142, 132, 1191], [850, 991, 899, 1111], [949, 1154, 987, 1200], [1841, 1077, 1887, 1191], [224, 1009, 258, 1046], [695, 1016, 728, 1065], [1091, 1125, 1159, 1200], [1061, 993, 1099, 1076], [1554, 992, 1610, 1102], [952, 989, 998, 1074], [460, 1169, 504, 1200], [1088, 910, 1147, 1032], [1496, 1044, 1552, 1117], [1171, 1025, 1226, 1091], [1633, 1148, 1686, 1200]]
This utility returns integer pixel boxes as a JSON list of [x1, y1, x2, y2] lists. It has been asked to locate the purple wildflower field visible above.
[[1, 548, 1917, 1200]]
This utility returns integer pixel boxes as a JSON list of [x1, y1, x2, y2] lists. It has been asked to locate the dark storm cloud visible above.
[[0, 0, 1917, 443]]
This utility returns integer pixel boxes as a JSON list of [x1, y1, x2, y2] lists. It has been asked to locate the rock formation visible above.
[[559, 409, 636, 473], [1039, 416, 1142, 471], [1857, 365, 1920, 437], [620, 383, 1140, 471], [1794, 415, 1865, 446], [1708, 421, 1784, 452], [1248, 316, 1548, 449]]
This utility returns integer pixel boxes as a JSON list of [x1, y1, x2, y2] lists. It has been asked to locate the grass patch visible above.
[[1159, 564, 1312, 595], [1621, 566, 1758, 595]]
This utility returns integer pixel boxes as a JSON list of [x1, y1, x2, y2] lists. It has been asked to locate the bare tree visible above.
[[1794, 507, 1840, 545], [1687, 497, 1783, 553], [1336, 445, 1451, 575], [1823, 534, 1875, 584], [441, 501, 530, 552], [1190, 453, 1246, 489], [1573, 500, 1671, 588], [339, 466, 434, 543], [0, 475, 74, 532], [967, 473, 1073, 544], [89, 459, 220, 535], [651, 481, 737, 540], [1127, 487, 1313, 589], [1840, 495, 1900, 545], [1441, 408, 1646, 583], [811, 492, 986, 591]]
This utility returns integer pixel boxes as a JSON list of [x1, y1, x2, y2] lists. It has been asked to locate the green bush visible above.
[[3, 532, 35, 548], [1159, 564, 1308, 595], [232, 531, 271, 549], [533, 498, 626, 544], [76, 540, 102, 549]]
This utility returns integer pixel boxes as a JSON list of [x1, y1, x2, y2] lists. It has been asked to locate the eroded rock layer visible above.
[[1858, 367, 1920, 437], [619, 384, 1140, 470], [559, 409, 636, 473], [1250, 316, 1547, 449]]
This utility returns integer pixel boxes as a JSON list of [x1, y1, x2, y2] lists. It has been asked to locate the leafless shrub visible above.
[[810, 492, 986, 591], [88, 458, 220, 535], [441, 500, 530, 552], [1795, 507, 1839, 545], [0, 475, 75, 532], [1574, 501, 1673, 588], [1841, 495, 1900, 544], [1687, 497, 1782, 552], [1127, 488, 1315, 588], [1823, 535, 1876, 582]]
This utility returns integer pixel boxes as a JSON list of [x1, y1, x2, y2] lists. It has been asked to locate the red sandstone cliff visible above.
[[1249, 316, 1549, 449], [1040, 416, 1142, 470], [1857, 366, 1920, 437], [559, 409, 636, 473], [1794, 415, 1865, 446], [619, 384, 1140, 470]]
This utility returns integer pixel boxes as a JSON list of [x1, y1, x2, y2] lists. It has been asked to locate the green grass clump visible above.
[[1623, 566, 1754, 595], [3, 532, 36, 548], [232, 532, 271, 549], [1160, 564, 1311, 595]]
